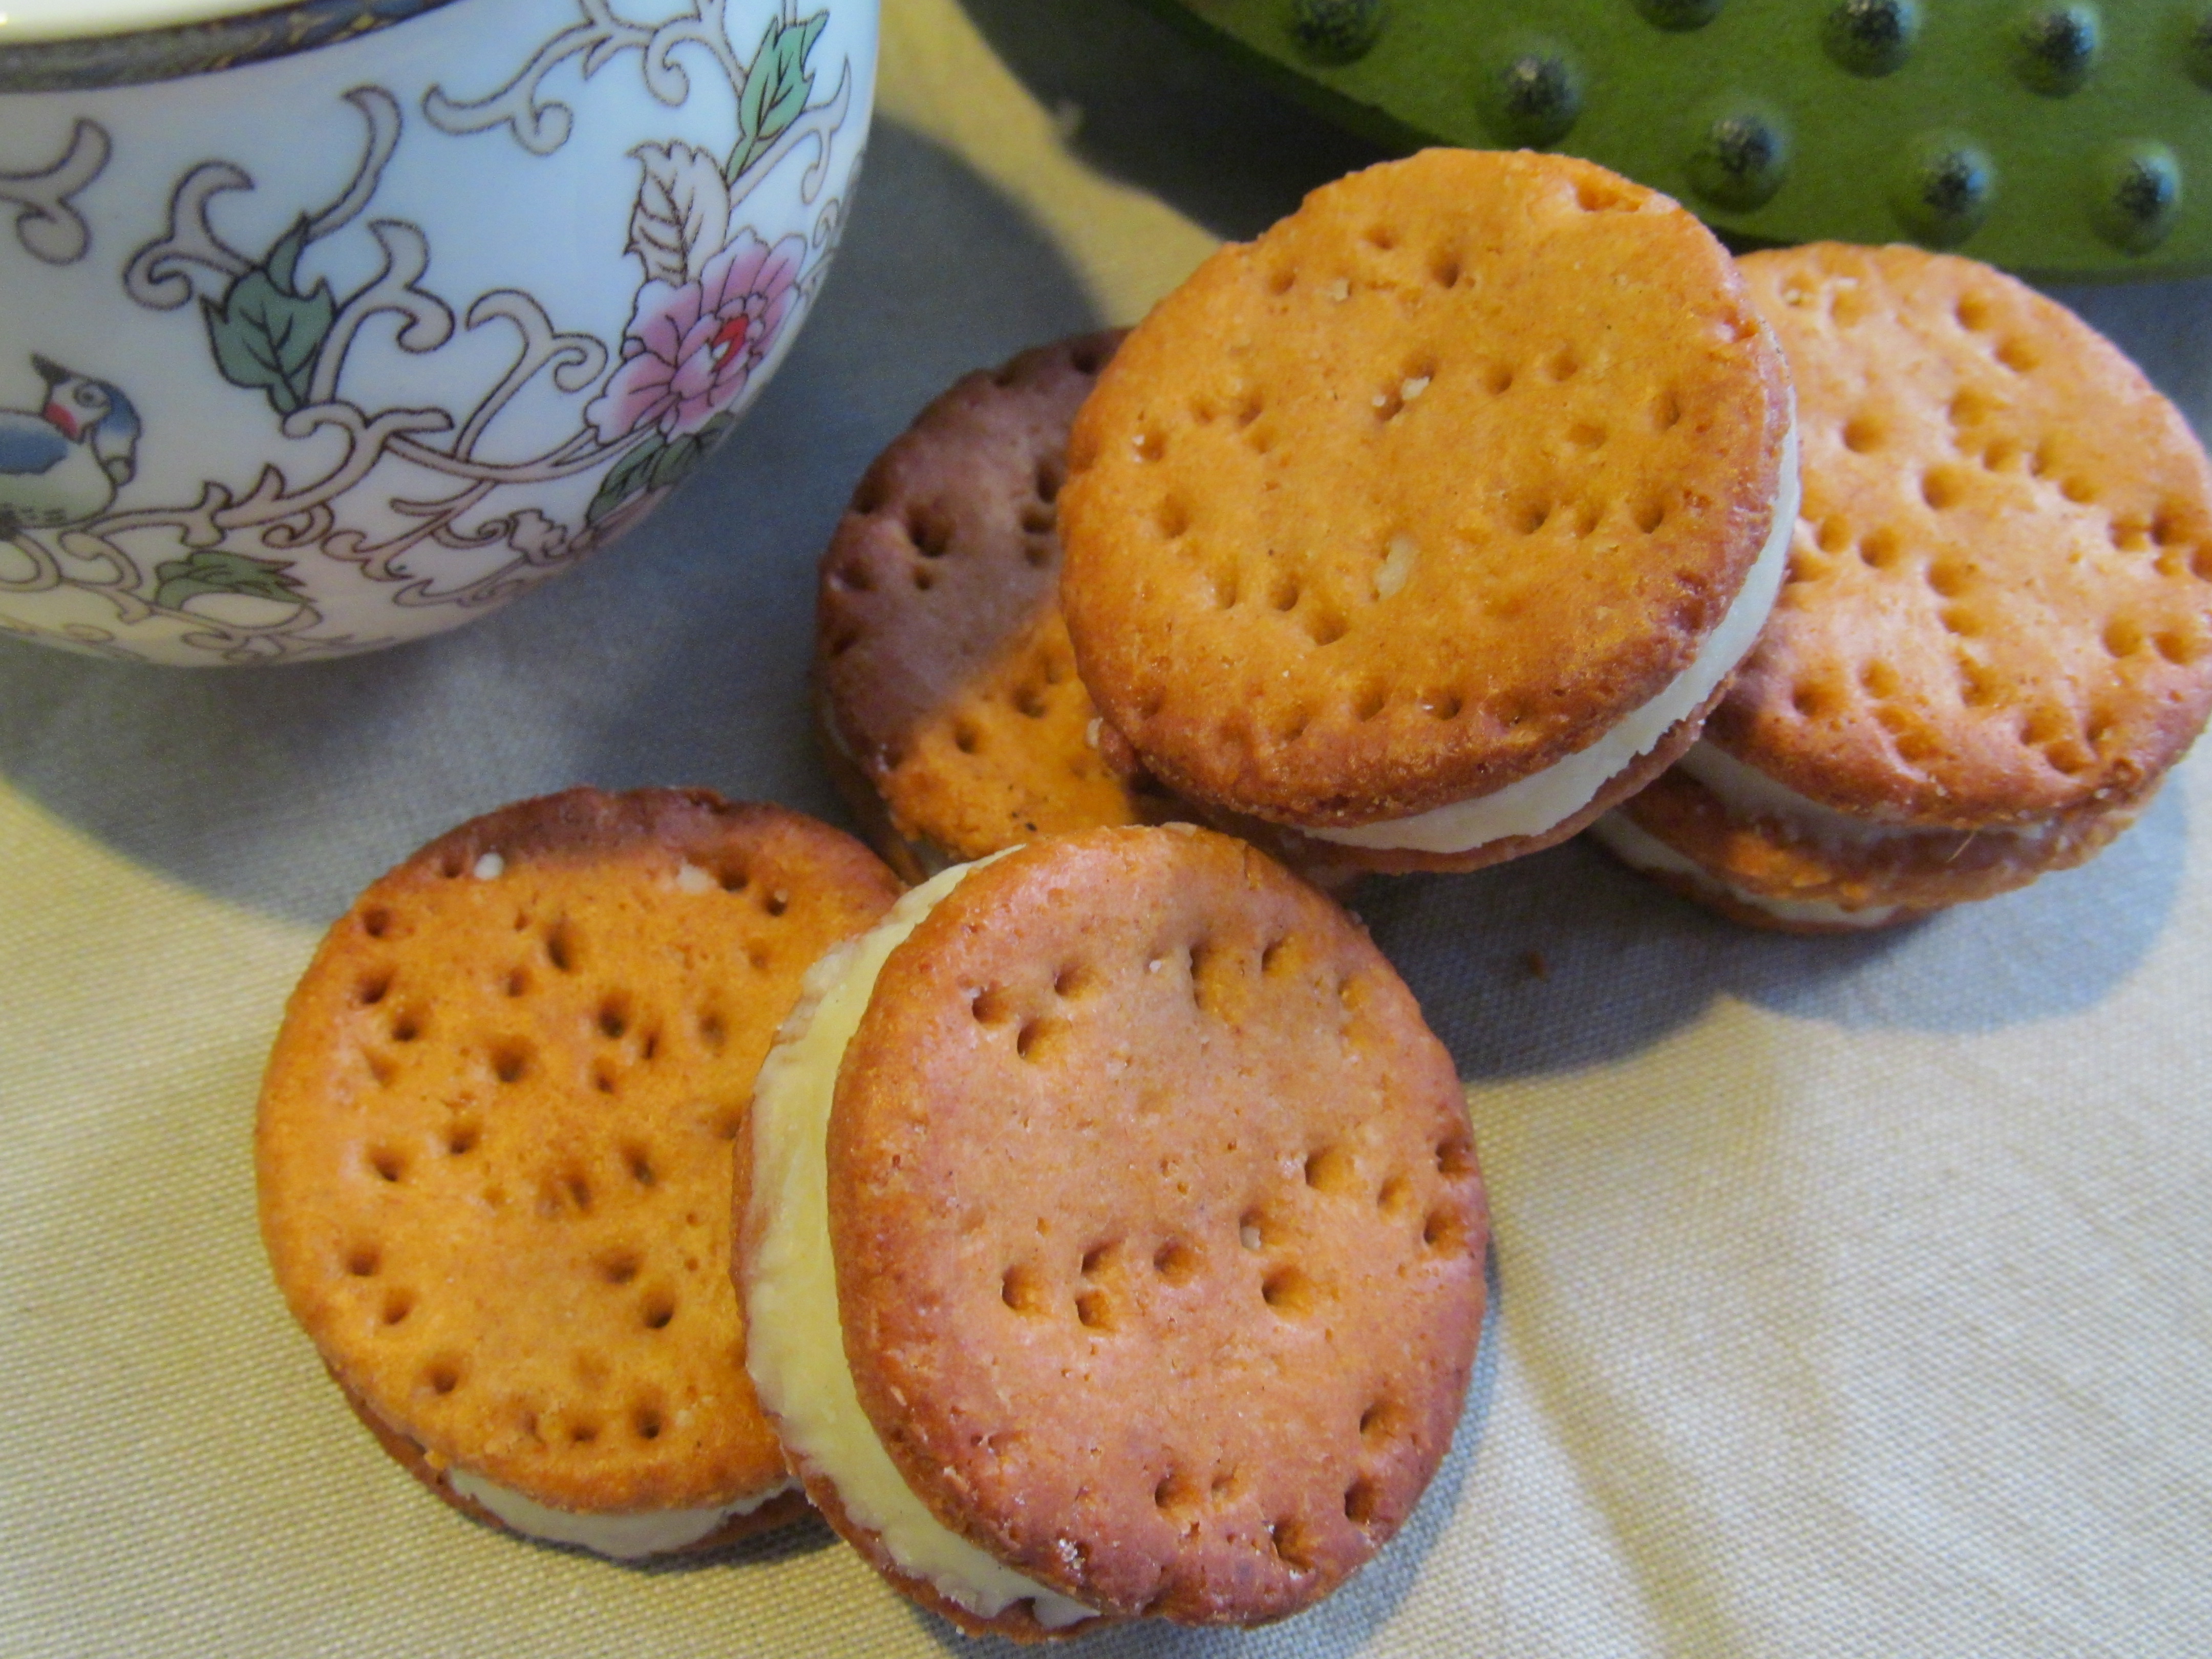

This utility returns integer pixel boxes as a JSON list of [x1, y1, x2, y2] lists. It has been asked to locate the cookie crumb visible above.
[[1522, 950, 1550, 980], [1376, 534, 1418, 600]]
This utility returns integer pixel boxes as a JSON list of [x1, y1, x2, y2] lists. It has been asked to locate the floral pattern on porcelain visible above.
[[593, 225, 803, 444], [0, 0, 875, 664]]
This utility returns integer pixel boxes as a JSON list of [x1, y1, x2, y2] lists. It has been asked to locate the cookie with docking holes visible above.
[[1591, 243, 2212, 929], [1057, 148, 1796, 874], [739, 826, 1486, 1634], [815, 332, 1170, 883], [815, 331, 1366, 891], [258, 789, 901, 1556]]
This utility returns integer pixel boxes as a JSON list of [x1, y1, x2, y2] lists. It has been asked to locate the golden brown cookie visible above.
[[1059, 148, 1795, 872], [816, 332, 1173, 882], [739, 827, 1486, 1635], [259, 789, 901, 1555], [1598, 243, 2212, 929]]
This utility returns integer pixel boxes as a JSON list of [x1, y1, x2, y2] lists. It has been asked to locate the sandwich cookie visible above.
[[258, 789, 902, 1556], [1058, 148, 1796, 873], [1593, 244, 2212, 930], [740, 826, 1485, 1634], [816, 332, 1173, 884]]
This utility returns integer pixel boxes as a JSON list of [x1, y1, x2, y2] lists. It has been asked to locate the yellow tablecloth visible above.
[[5, 1, 2209, 1652]]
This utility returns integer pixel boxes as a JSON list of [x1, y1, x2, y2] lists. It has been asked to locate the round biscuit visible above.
[[823, 827, 1486, 1626], [817, 333, 1173, 879], [1059, 148, 1792, 830], [1720, 243, 2212, 825], [258, 789, 901, 1527]]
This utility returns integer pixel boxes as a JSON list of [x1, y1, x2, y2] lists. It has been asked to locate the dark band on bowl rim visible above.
[[0, 0, 460, 94]]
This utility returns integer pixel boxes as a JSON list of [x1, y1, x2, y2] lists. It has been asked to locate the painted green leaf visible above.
[[152, 548, 306, 613], [586, 410, 743, 525], [649, 432, 705, 492], [728, 12, 826, 181], [586, 433, 666, 524], [265, 216, 309, 293], [202, 217, 336, 416]]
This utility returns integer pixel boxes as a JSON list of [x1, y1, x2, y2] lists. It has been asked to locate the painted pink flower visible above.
[[588, 229, 805, 444]]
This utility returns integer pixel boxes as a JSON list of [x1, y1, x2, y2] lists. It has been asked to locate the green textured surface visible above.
[[1140, 0, 2212, 279]]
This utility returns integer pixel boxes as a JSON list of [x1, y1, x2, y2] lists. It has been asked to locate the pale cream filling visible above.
[[446, 1469, 797, 1561], [743, 859, 1097, 1631], [1588, 811, 1900, 928], [1312, 414, 1800, 854], [1678, 740, 2059, 850]]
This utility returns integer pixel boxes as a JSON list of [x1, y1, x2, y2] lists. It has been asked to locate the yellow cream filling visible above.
[[743, 859, 1096, 1630]]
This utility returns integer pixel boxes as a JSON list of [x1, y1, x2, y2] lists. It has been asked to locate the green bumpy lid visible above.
[[1136, 0, 2211, 279]]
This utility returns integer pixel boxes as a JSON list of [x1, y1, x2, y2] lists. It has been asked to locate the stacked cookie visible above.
[[259, 796, 1489, 1633], [814, 331, 1366, 890], [1591, 244, 2212, 928], [822, 153, 2209, 924]]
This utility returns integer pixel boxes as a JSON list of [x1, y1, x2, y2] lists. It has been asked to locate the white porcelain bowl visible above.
[[0, 0, 878, 664]]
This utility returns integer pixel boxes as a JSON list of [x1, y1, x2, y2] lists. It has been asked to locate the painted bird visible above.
[[0, 355, 141, 536]]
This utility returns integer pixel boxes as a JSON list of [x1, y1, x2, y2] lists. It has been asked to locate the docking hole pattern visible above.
[[268, 799, 897, 1511], [1748, 245, 2212, 807], [1061, 155, 1781, 807], [843, 839, 1483, 1620], [820, 336, 1163, 860]]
